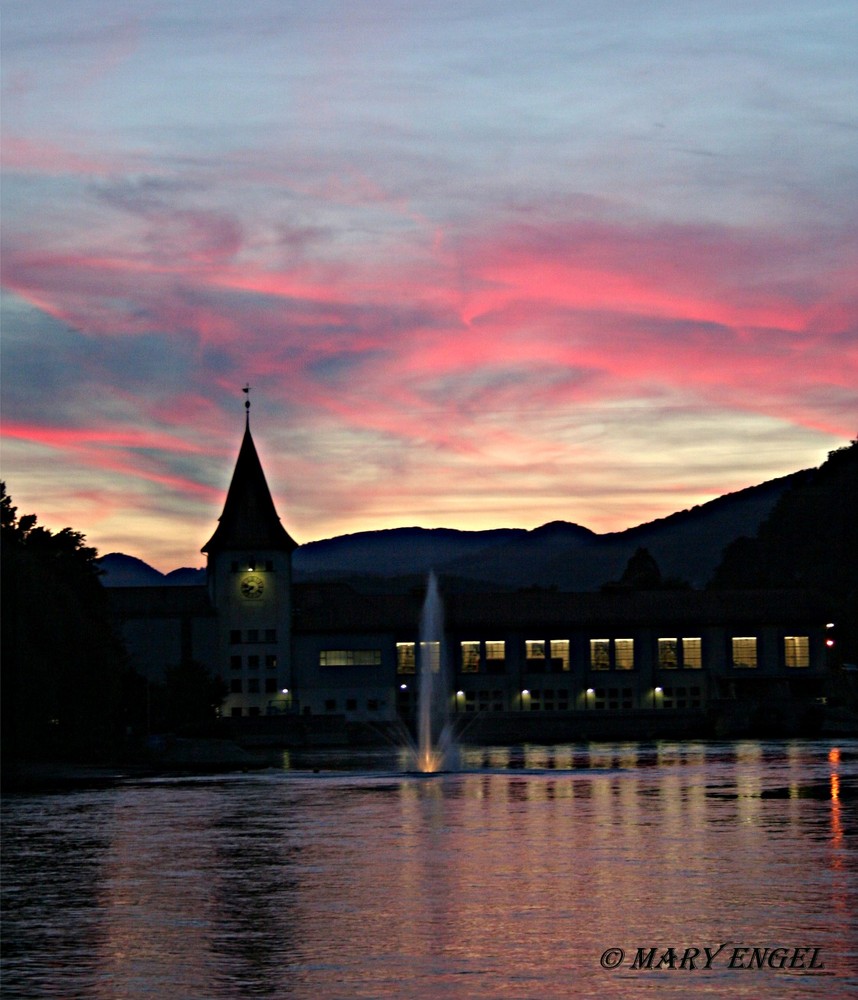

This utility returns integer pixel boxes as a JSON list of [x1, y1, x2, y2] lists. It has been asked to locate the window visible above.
[[591, 687, 634, 710], [784, 636, 809, 668], [658, 638, 679, 669], [732, 636, 758, 669], [683, 638, 702, 669], [485, 641, 505, 674], [265, 654, 277, 670], [396, 642, 416, 674], [230, 655, 242, 671], [662, 685, 702, 710], [615, 639, 634, 670], [247, 654, 260, 670], [319, 650, 382, 666], [419, 641, 441, 673], [461, 641, 480, 673], [526, 640, 547, 672], [590, 638, 634, 670], [550, 640, 570, 672], [590, 639, 611, 671], [230, 630, 242, 645], [469, 689, 504, 712], [658, 637, 702, 670]]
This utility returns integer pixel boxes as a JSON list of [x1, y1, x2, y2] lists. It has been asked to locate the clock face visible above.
[[240, 573, 265, 599]]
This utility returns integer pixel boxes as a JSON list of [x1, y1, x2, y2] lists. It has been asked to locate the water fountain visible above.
[[413, 571, 459, 773]]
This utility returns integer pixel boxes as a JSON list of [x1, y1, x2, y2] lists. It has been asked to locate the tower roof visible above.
[[202, 422, 297, 554]]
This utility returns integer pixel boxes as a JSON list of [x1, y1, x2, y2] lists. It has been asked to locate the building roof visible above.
[[292, 582, 832, 634], [202, 422, 297, 554]]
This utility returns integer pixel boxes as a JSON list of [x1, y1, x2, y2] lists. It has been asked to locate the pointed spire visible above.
[[201, 393, 297, 554]]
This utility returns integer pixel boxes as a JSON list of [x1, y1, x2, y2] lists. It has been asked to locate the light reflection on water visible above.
[[2, 740, 856, 999]]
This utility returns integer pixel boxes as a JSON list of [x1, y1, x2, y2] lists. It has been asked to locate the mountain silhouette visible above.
[[98, 468, 803, 591]]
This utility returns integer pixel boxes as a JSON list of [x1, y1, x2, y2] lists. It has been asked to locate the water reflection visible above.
[[2, 740, 856, 999]]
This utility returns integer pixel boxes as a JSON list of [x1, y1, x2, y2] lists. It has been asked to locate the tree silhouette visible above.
[[1, 483, 129, 762]]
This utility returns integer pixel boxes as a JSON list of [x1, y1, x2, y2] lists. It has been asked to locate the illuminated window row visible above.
[[393, 635, 812, 675], [319, 649, 382, 667], [731, 636, 810, 669], [657, 637, 702, 669]]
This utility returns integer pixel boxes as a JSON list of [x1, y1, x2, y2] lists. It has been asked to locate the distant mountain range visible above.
[[97, 469, 802, 592]]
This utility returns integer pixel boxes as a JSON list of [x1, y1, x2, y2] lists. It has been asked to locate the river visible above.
[[2, 740, 856, 999]]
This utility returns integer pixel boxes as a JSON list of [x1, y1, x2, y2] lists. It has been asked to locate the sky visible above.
[[2, 1, 856, 572]]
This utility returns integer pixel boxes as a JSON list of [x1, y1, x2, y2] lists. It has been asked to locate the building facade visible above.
[[110, 417, 832, 735]]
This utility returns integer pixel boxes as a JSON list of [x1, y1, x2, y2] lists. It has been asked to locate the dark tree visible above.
[[1, 483, 128, 762], [710, 439, 858, 665], [603, 546, 690, 591], [162, 660, 228, 734]]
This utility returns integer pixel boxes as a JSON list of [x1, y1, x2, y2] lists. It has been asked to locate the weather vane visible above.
[[243, 382, 251, 424]]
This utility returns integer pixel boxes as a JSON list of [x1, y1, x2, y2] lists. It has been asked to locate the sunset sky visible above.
[[2, 1, 856, 571]]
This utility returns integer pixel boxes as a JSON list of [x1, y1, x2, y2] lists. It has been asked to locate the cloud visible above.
[[2, 1, 856, 567]]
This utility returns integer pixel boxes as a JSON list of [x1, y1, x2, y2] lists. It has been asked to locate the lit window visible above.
[[615, 639, 634, 670], [461, 641, 480, 673], [550, 640, 570, 672], [732, 637, 758, 669], [396, 642, 416, 674], [419, 641, 441, 673], [658, 638, 679, 669], [659, 637, 701, 669], [784, 636, 809, 668], [526, 640, 546, 671], [683, 637, 702, 669], [319, 650, 381, 667], [590, 639, 610, 671]]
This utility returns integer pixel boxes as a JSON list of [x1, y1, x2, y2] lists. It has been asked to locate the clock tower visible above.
[[202, 397, 298, 718]]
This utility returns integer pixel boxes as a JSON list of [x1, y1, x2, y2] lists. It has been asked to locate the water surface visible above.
[[3, 740, 856, 998]]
